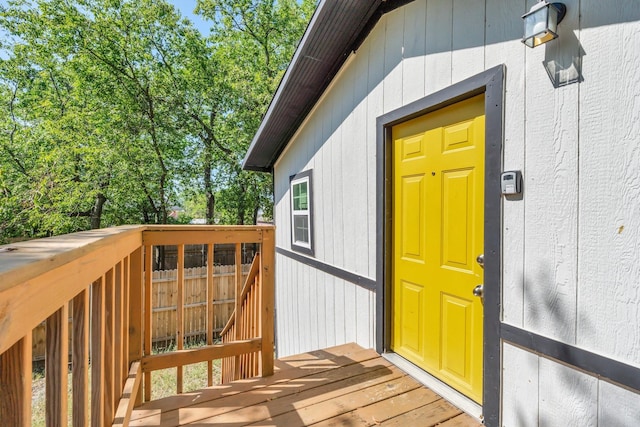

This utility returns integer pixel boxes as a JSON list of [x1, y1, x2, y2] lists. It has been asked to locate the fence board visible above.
[[30, 263, 249, 361]]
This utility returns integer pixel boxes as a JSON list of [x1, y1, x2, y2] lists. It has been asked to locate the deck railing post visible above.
[[234, 242, 243, 380], [128, 247, 144, 406], [206, 243, 214, 386], [0, 336, 32, 426], [176, 244, 185, 394], [260, 228, 275, 377], [143, 245, 153, 402]]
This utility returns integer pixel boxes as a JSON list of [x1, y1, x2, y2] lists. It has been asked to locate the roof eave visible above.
[[242, 0, 394, 172]]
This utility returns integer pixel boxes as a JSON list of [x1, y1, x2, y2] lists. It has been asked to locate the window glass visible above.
[[293, 216, 309, 243], [293, 182, 308, 211]]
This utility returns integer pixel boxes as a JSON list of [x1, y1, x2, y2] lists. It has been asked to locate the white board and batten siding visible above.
[[502, 343, 640, 426], [273, 0, 640, 423]]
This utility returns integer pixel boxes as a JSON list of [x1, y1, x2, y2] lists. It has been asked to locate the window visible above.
[[290, 170, 313, 255]]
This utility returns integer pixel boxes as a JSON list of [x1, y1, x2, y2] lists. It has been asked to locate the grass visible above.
[[31, 368, 50, 427], [149, 341, 222, 400], [31, 341, 222, 426]]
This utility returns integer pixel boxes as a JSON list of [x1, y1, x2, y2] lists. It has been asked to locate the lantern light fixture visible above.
[[522, 1, 567, 48]]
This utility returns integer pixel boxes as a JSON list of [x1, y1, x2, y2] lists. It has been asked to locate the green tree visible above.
[[194, 0, 316, 224], [0, 0, 316, 241], [0, 0, 198, 236]]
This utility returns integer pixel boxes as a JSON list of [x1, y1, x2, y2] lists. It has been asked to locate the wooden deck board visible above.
[[130, 344, 482, 427]]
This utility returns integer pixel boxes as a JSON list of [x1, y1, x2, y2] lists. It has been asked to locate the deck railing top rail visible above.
[[0, 225, 143, 294]]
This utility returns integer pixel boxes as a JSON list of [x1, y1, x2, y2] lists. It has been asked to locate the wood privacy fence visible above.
[[151, 264, 250, 344], [31, 264, 250, 360]]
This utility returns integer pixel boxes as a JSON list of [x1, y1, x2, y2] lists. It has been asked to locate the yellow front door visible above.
[[391, 94, 485, 403]]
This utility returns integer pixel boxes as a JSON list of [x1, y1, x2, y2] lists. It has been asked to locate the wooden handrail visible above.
[[220, 312, 236, 336], [220, 252, 261, 336], [112, 361, 142, 427], [219, 250, 271, 383], [0, 225, 275, 427], [238, 253, 261, 305]]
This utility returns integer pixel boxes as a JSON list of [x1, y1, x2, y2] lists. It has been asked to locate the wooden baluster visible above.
[[253, 279, 259, 375], [122, 256, 130, 390], [176, 244, 185, 394], [144, 245, 153, 402], [128, 247, 144, 406], [104, 268, 115, 426], [253, 283, 256, 374], [72, 289, 90, 427], [91, 277, 105, 427], [0, 336, 32, 426], [250, 287, 255, 375], [249, 281, 252, 376], [256, 275, 261, 375], [261, 229, 275, 377], [233, 243, 242, 380], [114, 262, 124, 405], [240, 297, 245, 378], [46, 303, 69, 427], [206, 243, 214, 386], [245, 289, 250, 377]]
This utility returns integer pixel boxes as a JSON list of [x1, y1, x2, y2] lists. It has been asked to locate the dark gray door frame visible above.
[[375, 64, 505, 427]]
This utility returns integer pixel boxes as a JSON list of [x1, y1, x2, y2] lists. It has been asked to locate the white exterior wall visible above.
[[502, 343, 640, 426], [272, 0, 640, 422], [274, 253, 376, 357]]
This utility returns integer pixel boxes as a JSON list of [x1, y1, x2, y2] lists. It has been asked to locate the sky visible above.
[[0, 0, 213, 33], [0, 0, 213, 58], [166, 0, 213, 35]]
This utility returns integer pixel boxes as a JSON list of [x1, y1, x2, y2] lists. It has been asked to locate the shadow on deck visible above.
[[129, 343, 482, 427]]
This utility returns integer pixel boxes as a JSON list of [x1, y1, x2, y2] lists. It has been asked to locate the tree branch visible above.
[[47, 69, 66, 117], [190, 112, 231, 155], [3, 84, 29, 177]]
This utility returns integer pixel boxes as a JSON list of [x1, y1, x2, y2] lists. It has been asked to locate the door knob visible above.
[[473, 284, 484, 298], [476, 254, 484, 268]]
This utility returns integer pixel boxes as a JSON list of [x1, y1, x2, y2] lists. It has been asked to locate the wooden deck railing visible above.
[[0, 225, 274, 427], [219, 252, 264, 383]]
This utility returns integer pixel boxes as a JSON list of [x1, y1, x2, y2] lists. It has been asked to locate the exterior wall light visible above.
[[522, 1, 567, 48]]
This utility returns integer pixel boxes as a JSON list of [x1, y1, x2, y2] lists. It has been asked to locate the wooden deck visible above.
[[129, 343, 482, 427]]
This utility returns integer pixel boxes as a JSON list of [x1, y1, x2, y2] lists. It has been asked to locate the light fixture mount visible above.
[[522, 1, 567, 48]]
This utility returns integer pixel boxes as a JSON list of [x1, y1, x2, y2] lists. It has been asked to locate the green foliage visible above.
[[0, 0, 314, 241]]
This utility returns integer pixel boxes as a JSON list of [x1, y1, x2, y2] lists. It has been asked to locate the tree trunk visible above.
[[204, 138, 215, 224], [237, 183, 246, 225], [90, 193, 107, 229], [207, 193, 215, 224], [253, 205, 259, 225]]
